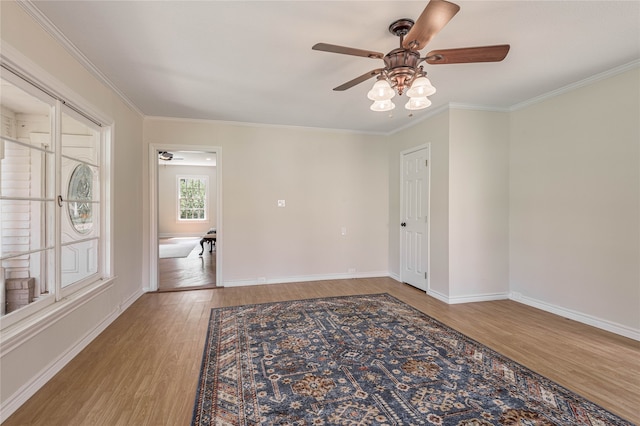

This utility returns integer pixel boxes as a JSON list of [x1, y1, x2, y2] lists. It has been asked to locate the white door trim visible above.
[[148, 143, 222, 291], [399, 143, 430, 292]]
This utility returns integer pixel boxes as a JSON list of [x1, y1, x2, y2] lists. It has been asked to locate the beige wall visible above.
[[158, 164, 217, 236], [449, 109, 510, 300], [2, 0, 638, 417], [144, 119, 389, 284], [509, 67, 640, 332], [1, 0, 144, 415], [387, 111, 450, 296], [388, 109, 510, 302]]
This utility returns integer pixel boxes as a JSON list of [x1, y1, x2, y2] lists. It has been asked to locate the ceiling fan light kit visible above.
[[405, 96, 432, 111], [406, 76, 436, 98], [367, 79, 396, 101], [370, 99, 396, 112], [312, 0, 510, 114]]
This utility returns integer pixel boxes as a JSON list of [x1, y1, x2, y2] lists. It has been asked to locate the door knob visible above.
[[401, 222, 406, 227]]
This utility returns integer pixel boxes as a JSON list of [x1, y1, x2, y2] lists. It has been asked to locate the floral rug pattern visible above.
[[192, 294, 631, 425]]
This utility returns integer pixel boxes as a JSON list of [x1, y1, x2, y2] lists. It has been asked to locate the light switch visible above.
[[341, 227, 347, 236], [277, 200, 286, 207]]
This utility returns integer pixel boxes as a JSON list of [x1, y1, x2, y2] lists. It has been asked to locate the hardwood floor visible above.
[[158, 238, 216, 291], [4, 278, 639, 425]]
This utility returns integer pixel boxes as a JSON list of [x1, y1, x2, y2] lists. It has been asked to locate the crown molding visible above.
[[18, 0, 144, 118], [1, 41, 115, 126], [449, 103, 509, 113], [388, 59, 640, 135], [386, 103, 451, 135], [510, 59, 640, 111], [386, 102, 510, 136], [145, 115, 387, 136]]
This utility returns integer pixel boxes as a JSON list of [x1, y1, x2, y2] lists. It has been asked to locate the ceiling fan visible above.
[[158, 151, 174, 161], [312, 0, 510, 112], [158, 151, 185, 161]]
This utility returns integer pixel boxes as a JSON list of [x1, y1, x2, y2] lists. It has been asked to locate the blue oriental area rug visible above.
[[192, 294, 632, 425]]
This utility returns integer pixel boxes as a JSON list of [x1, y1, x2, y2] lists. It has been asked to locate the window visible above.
[[0, 66, 110, 326], [177, 175, 208, 221]]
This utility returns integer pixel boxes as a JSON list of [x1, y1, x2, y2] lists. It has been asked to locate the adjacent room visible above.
[[0, 0, 638, 425], [156, 150, 218, 291]]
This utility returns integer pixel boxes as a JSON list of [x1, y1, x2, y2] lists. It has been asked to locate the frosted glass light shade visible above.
[[405, 97, 432, 110], [367, 79, 395, 101], [370, 99, 396, 112], [406, 76, 436, 98]]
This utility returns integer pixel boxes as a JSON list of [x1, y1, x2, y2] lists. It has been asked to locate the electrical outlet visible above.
[[277, 200, 286, 207], [348, 268, 356, 274]]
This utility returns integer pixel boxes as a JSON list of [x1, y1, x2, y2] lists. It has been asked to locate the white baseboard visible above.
[[0, 307, 120, 422], [426, 288, 509, 304], [448, 292, 510, 304], [426, 288, 449, 303], [0, 287, 144, 422], [120, 287, 144, 312], [370, 274, 510, 305], [223, 271, 390, 287], [511, 292, 640, 341], [158, 233, 203, 238]]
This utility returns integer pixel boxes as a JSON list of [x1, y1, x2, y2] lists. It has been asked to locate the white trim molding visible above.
[[158, 233, 207, 239], [0, 277, 148, 422], [223, 271, 390, 288], [145, 115, 384, 136], [0, 280, 145, 422], [17, 1, 144, 118], [388, 272, 401, 282], [0, 304, 120, 423], [0, 279, 115, 356], [148, 143, 222, 291], [510, 292, 640, 341], [427, 288, 509, 304], [510, 59, 640, 111]]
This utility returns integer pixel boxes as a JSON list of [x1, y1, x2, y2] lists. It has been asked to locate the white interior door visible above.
[[400, 146, 429, 290]]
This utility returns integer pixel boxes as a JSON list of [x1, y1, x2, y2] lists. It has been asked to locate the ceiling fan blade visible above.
[[425, 44, 510, 64], [312, 43, 384, 59], [333, 69, 384, 91], [403, 0, 460, 50]]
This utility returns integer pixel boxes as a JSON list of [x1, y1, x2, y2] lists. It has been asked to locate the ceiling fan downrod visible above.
[[384, 18, 423, 95]]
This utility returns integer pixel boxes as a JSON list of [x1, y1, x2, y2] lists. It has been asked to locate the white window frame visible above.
[[58, 105, 105, 299], [176, 175, 208, 222], [0, 56, 113, 332], [0, 69, 58, 324]]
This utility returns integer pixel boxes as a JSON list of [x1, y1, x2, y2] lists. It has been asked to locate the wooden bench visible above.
[[199, 231, 216, 256]]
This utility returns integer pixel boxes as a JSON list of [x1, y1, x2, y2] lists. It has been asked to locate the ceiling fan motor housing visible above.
[[384, 48, 421, 95]]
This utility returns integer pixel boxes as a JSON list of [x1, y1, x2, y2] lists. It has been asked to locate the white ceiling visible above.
[[28, 1, 640, 134]]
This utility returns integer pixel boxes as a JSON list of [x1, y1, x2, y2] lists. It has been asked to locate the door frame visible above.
[[399, 143, 431, 291], [148, 143, 222, 291]]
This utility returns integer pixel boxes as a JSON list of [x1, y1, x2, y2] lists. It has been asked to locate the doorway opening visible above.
[[149, 145, 222, 292]]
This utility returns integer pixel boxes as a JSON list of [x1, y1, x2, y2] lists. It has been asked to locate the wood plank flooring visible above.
[[4, 278, 639, 425], [158, 238, 216, 291]]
